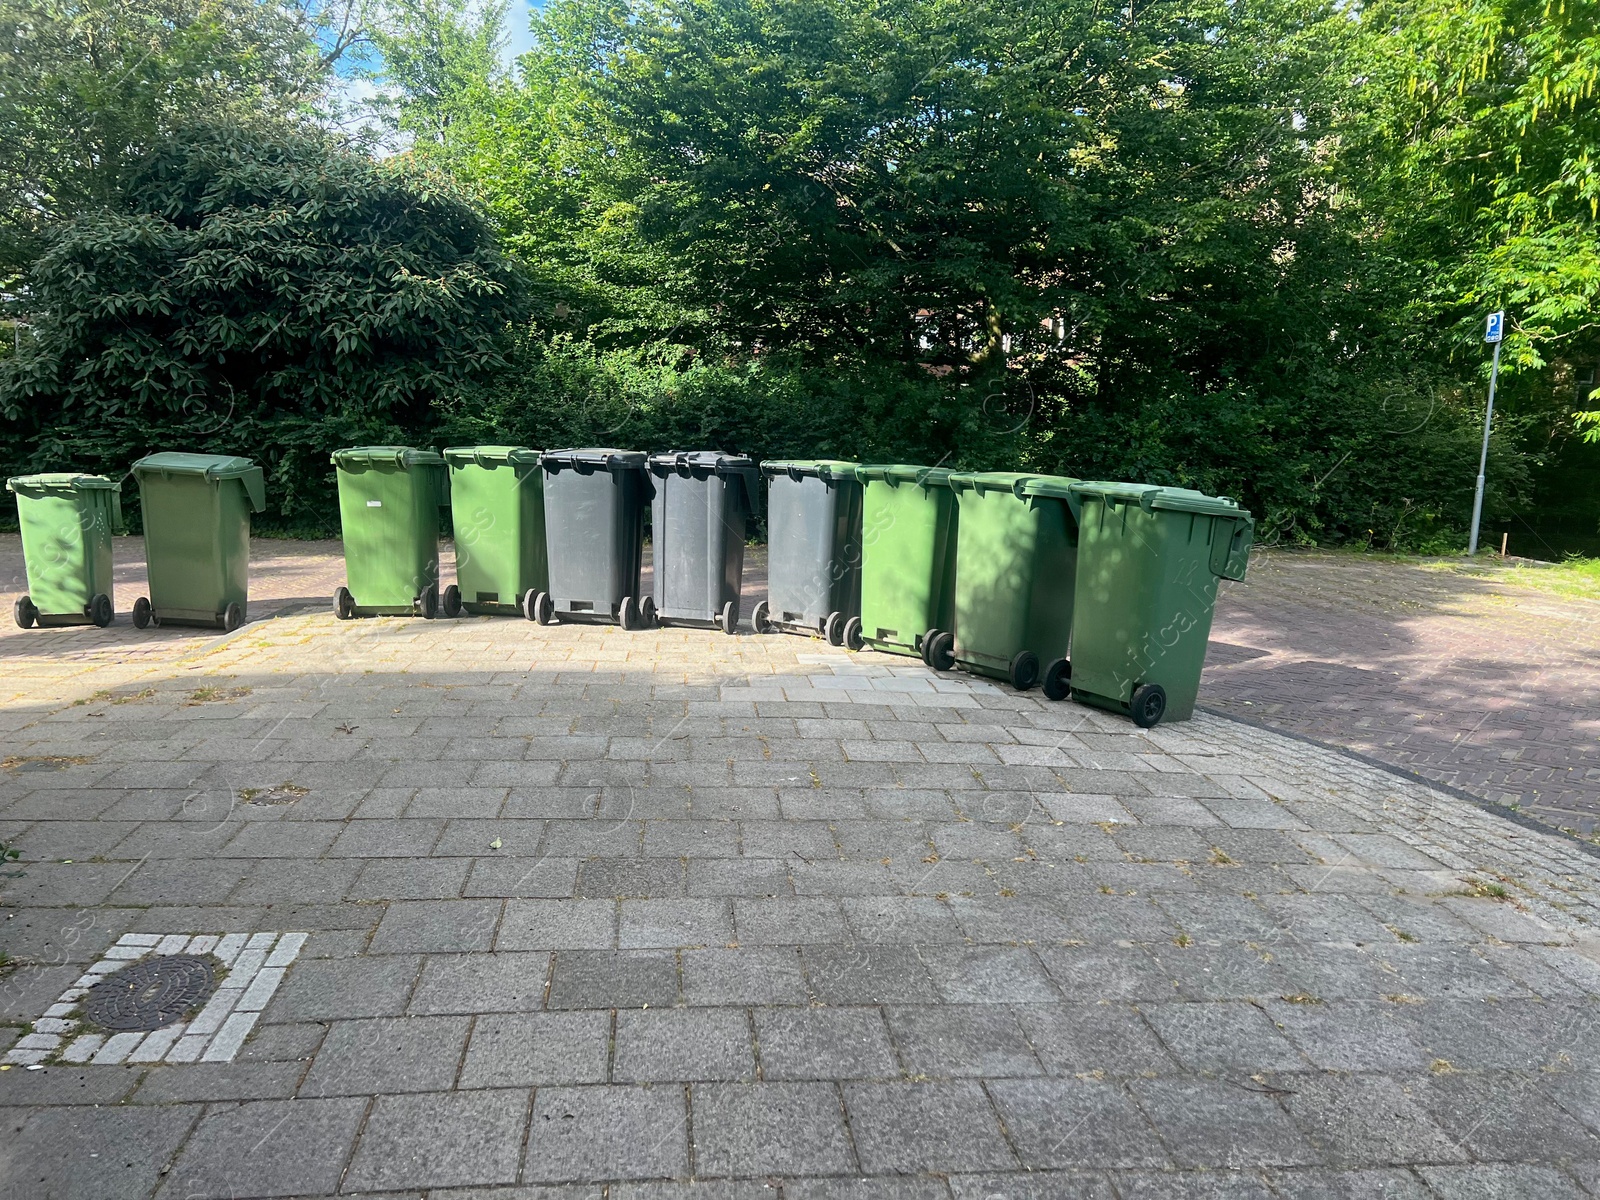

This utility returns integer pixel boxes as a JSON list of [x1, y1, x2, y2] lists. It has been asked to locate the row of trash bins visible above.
[[6, 446, 1253, 728]]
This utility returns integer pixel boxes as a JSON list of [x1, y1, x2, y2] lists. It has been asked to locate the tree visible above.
[[0, 119, 525, 528], [359, 0, 508, 154]]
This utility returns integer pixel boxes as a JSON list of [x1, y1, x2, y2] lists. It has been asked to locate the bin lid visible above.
[[541, 448, 649, 471], [948, 470, 1074, 499], [7, 472, 120, 493], [854, 464, 953, 488], [331, 446, 445, 468], [442, 446, 541, 467], [1069, 480, 1249, 517], [760, 459, 858, 482], [647, 450, 757, 476], [132, 452, 259, 479]]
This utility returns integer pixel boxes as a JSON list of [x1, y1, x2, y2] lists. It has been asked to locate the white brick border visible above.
[[3, 930, 306, 1067]]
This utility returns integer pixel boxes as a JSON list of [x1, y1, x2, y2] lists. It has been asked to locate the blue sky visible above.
[[502, 0, 540, 67]]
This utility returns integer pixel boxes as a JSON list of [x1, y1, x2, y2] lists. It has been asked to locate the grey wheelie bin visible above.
[[130, 452, 266, 631], [1066, 482, 1253, 727], [533, 448, 653, 629], [753, 460, 862, 643], [8, 473, 123, 629], [648, 450, 757, 634], [332, 446, 451, 619], [443, 446, 548, 617]]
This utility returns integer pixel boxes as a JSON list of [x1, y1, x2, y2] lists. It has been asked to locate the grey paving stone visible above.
[[350, 857, 472, 900], [805, 944, 937, 1004], [844, 1080, 1017, 1172], [459, 1011, 612, 1088], [369, 898, 503, 953], [988, 1077, 1170, 1169], [682, 947, 808, 1005], [1411, 1070, 1600, 1162], [1417, 1164, 1590, 1200], [233, 857, 365, 903], [687, 857, 791, 897], [1036, 945, 1179, 1002], [1129, 1077, 1319, 1169], [236, 1020, 327, 1063], [434, 817, 547, 856], [4, 1104, 198, 1200], [131, 1061, 305, 1103], [920, 945, 1060, 1003], [1264, 999, 1427, 1071], [577, 857, 686, 898], [754, 1006, 900, 1081], [734, 897, 848, 944], [345, 1088, 530, 1191], [408, 951, 551, 1013], [841, 896, 962, 944], [1280, 1073, 1468, 1167], [465, 855, 581, 898], [0, 1063, 142, 1106], [948, 1174, 1116, 1200], [1142, 1002, 1308, 1073], [1015, 1003, 1178, 1077], [1269, 945, 1400, 1001], [1375, 943, 1528, 1000], [618, 897, 734, 948], [328, 819, 445, 857], [887, 1004, 1042, 1077], [298, 1014, 471, 1096], [613, 1007, 755, 1082], [264, 955, 421, 1021], [1398, 999, 1585, 1070], [792, 1179, 956, 1200], [692, 1081, 856, 1176], [1148, 943, 1295, 1001], [547, 950, 680, 1009], [524, 1085, 689, 1182], [108, 857, 251, 905], [497, 898, 617, 949], [156, 1097, 365, 1199]]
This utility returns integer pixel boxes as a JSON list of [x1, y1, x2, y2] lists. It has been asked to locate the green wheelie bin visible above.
[[936, 472, 1078, 694], [443, 446, 548, 618], [1066, 482, 1253, 727], [129, 453, 266, 631], [332, 447, 451, 619], [7, 473, 123, 629], [849, 464, 957, 659]]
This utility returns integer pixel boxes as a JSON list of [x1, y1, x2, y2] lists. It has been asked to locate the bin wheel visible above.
[[919, 628, 938, 666], [1130, 682, 1167, 729], [419, 584, 439, 619], [520, 589, 538, 621], [619, 596, 639, 631], [640, 595, 658, 629], [1009, 650, 1040, 691], [824, 611, 845, 646], [132, 597, 153, 630], [442, 584, 462, 618], [14, 595, 37, 630], [532, 591, 555, 626], [719, 600, 738, 635], [926, 630, 955, 672], [1042, 657, 1072, 701], [752, 600, 772, 634], [89, 593, 113, 628], [335, 587, 356, 620], [222, 602, 244, 633], [843, 615, 865, 652]]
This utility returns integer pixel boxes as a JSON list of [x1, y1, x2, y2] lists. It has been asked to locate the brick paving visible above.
[[2, 545, 1600, 1196]]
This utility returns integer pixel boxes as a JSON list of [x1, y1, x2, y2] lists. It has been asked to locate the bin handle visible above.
[[240, 466, 267, 513], [786, 465, 804, 482], [111, 488, 125, 535]]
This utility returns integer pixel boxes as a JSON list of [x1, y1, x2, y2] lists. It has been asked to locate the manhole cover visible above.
[[82, 954, 216, 1032]]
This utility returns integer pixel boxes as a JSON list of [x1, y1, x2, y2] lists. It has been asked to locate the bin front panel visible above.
[[859, 477, 956, 654], [766, 473, 862, 628], [652, 472, 746, 622], [450, 460, 547, 609], [1070, 497, 1229, 721], [14, 486, 115, 619], [542, 466, 646, 615], [140, 473, 250, 621], [336, 462, 442, 609], [952, 486, 1075, 676]]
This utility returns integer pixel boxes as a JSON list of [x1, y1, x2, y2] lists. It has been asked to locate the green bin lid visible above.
[[541, 448, 648, 471], [442, 446, 541, 467], [1069, 480, 1249, 518], [331, 446, 445, 468], [760, 459, 858, 482], [132, 452, 259, 479], [948, 470, 1074, 498], [7, 472, 120, 493], [854, 464, 954, 488]]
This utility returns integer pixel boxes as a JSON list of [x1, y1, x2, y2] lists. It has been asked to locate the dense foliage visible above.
[[1, 0, 1595, 546]]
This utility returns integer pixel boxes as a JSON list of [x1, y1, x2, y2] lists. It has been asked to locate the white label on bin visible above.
[[366, 500, 382, 507]]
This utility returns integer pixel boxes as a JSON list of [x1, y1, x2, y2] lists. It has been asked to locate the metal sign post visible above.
[[1468, 311, 1505, 556]]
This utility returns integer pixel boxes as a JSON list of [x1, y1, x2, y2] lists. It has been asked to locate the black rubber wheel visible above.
[[919, 628, 940, 666], [1008, 650, 1040, 691], [132, 597, 152, 630], [751, 600, 772, 634], [843, 615, 864, 652], [442, 584, 462, 618], [533, 591, 555, 625], [926, 630, 955, 672], [419, 584, 439, 620], [640, 595, 658, 629], [1130, 682, 1168, 728], [520, 589, 538, 621], [89, 593, 113, 628], [335, 586, 356, 620], [719, 600, 738, 635], [824, 611, 845, 646], [222, 602, 244, 633], [619, 596, 638, 631], [1042, 656, 1072, 701], [13, 595, 37, 630]]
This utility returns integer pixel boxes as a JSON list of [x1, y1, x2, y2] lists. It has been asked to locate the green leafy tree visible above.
[[0, 119, 525, 529]]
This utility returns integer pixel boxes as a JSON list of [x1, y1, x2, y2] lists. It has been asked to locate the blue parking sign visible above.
[[1485, 310, 1505, 343]]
